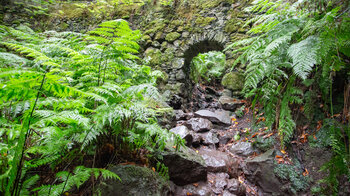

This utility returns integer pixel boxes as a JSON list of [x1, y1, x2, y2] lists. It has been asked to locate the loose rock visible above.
[[229, 142, 254, 157], [169, 125, 193, 146], [185, 118, 213, 132]]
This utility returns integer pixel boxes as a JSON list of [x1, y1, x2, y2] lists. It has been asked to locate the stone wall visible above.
[[135, 0, 251, 107], [1, 0, 252, 107]]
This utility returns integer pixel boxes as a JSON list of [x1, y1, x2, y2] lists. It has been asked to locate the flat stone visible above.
[[194, 110, 231, 126], [229, 142, 254, 157], [185, 118, 213, 132]]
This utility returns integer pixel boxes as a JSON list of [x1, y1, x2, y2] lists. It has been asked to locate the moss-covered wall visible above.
[[1, 0, 252, 106]]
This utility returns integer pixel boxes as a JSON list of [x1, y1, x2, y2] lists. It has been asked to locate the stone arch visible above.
[[176, 31, 231, 107]]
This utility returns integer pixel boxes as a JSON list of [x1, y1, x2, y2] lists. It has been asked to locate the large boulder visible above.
[[194, 110, 231, 126], [221, 72, 245, 91], [99, 165, 171, 196], [244, 149, 284, 194], [185, 118, 213, 132], [162, 144, 207, 185]]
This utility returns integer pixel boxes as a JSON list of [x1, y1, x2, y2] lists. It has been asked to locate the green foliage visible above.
[[274, 160, 310, 194], [190, 51, 226, 83], [318, 119, 350, 194], [227, 0, 350, 193], [225, 0, 350, 147], [0, 20, 179, 195]]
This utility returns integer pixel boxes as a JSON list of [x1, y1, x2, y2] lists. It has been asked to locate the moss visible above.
[[221, 72, 245, 91], [144, 19, 167, 35], [201, 0, 222, 9], [142, 35, 152, 41], [154, 32, 164, 40], [165, 32, 181, 42], [170, 19, 184, 27], [162, 47, 175, 62], [225, 19, 240, 33], [145, 48, 163, 66], [195, 17, 216, 27]]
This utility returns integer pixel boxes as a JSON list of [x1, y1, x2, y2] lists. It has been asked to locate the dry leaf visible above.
[[303, 168, 309, 176]]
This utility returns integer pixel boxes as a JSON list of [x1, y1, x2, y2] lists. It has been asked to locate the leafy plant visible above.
[[0, 20, 180, 195], [226, 0, 350, 193], [190, 51, 226, 83]]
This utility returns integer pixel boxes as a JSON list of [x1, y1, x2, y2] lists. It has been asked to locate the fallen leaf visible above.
[[263, 132, 274, 139], [302, 168, 309, 176], [280, 149, 287, 154], [275, 155, 283, 158], [152, 167, 156, 172], [251, 132, 258, 138]]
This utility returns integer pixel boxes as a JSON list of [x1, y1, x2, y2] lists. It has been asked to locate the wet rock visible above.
[[223, 190, 237, 196], [219, 96, 245, 111], [162, 144, 207, 185], [199, 148, 237, 175], [202, 132, 219, 146], [205, 86, 219, 96], [174, 110, 186, 121], [245, 149, 283, 194], [194, 110, 231, 126], [191, 132, 203, 147], [169, 94, 182, 109], [169, 125, 193, 146], [185, 118, 213, 132], [99, 165, 171, 196], [218, 131, 235, 145], [175, 182, 213, 196], [175, 69, 185, 80], [211, 173, 229, 194], [229, 142, 254, 156], [227, 178, 245, 196]]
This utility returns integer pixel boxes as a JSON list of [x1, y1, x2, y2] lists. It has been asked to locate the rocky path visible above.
[[163, 85, 272, 196]]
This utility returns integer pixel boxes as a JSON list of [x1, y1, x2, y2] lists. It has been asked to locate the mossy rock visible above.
[[162, 47, 176, 62], [225, 19, 240, 33], [144, 48, 163, 66], [195, 17, 216, 27], [144, 19, 167, 35], [165, 32, 181, 42], [221, 72, 245, 91], [99, 165, 171, 196]]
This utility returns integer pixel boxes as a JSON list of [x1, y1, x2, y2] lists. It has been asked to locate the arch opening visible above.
[[181, 40, 226, 111]]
